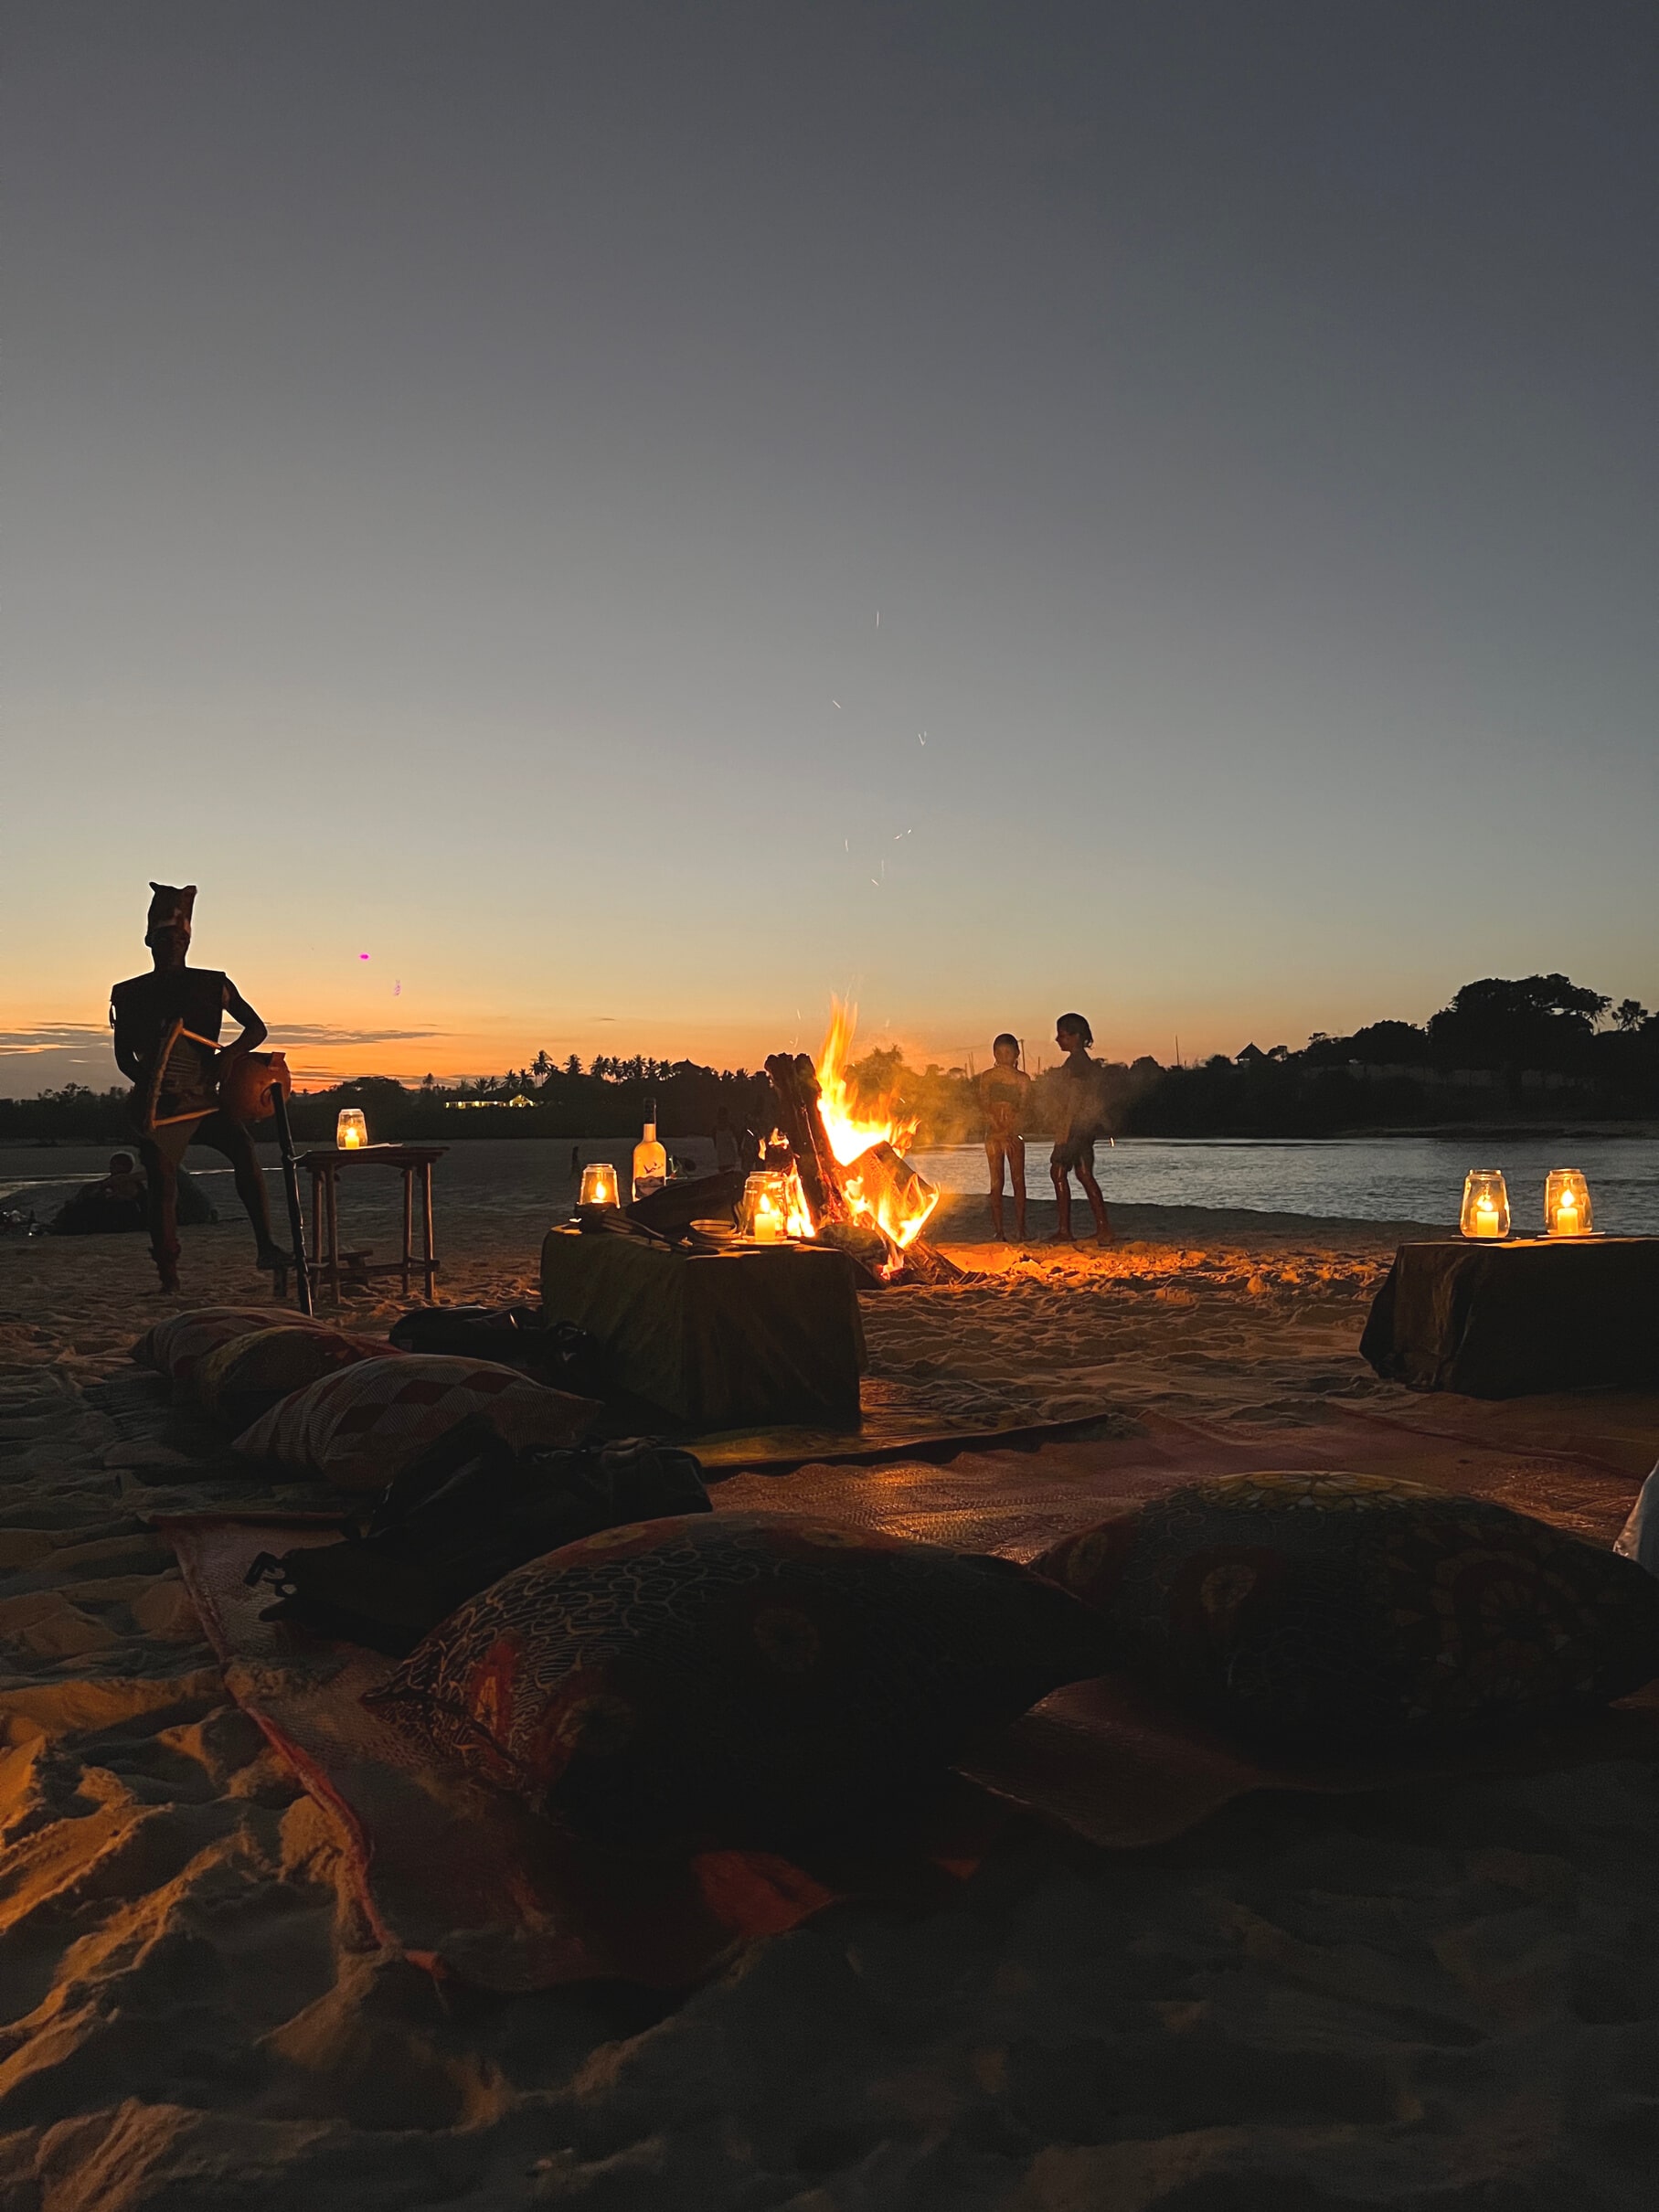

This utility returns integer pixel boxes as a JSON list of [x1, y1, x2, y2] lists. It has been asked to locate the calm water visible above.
[[5, 1133, 1657, 1235], [911, 1134, 1659, 1235]]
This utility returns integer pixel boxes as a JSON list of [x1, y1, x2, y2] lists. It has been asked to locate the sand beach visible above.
[[3, 1170, 1656, 2211]]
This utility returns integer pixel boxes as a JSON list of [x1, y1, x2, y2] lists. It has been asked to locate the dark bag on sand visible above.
[[387, 1304, 608, 1398], [245, 1415, 710, 1654]]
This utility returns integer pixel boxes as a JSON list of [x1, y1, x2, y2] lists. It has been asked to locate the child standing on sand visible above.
[[977, 1034, 1030, 1240], [1048, 1012, 1111, 1242]]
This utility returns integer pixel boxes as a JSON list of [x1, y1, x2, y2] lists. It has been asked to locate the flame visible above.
[[782, 1164, 814, 1239], [814, 998, 918, 1164], [811, 1000, 938, 1257]]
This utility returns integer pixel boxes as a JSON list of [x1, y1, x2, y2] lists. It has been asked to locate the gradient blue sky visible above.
[[5, 1, 1654, 1092]]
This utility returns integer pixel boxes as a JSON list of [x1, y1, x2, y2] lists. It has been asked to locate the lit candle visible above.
[[1461, 1169, 1509, 1239], [578, 1163, 620, 1209], [336, 1109, 368, 1151], [1544, 1168, 1592, 1239], [753, 1201, 784, 1244]]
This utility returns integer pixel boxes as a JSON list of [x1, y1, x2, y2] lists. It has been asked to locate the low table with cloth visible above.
[[1361, 1236, 1659, 1398], [540, 1225, 864, 1429]]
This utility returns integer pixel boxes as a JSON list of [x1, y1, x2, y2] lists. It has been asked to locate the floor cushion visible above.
[[1031, 1469, 1659, 1753], [364, 1510, 1108, 1845], [232, 1355, 599, 1491], [194, 1324, 380, 1430], [133, 1306, 331, 1392]]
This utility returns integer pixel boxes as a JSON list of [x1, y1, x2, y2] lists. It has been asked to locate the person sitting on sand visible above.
[[1048, 1012, 1111, 1243], [47, 1153, 147, 1237], [978, 1034, 1030, 1240], [110, 882, 291, 1293], [96, 1152, 145, 1205], [48, 1152, 216, 1238]]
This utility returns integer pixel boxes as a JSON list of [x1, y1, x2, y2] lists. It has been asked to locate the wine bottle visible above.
[[632, 1105, 667, 1200]]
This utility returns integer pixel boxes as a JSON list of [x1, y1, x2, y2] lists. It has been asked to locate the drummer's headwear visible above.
[[145, 882, 197, 946]]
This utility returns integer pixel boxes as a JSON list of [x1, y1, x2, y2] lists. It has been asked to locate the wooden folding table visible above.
[[297, 1144, 446, 1303]]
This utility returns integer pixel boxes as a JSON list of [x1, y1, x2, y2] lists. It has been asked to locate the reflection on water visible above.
[[5, 1132, 1656, 1235]]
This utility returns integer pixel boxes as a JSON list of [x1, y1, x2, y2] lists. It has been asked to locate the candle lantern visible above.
[[336, 1109, 368, 1151], [1460, 1168, 1510, 1241], [578, 1162, 620, 1210], [739, 1171, 791, 1243], [1544, 1168, 1592, 1238]]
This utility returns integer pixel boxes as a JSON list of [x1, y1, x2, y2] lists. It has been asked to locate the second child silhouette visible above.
[[977, 1034, 1030, 1240]]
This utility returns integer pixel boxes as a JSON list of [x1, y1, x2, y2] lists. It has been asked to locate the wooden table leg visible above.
[[311, 1171, 324, 1298], [401, 1168, 414, 1299], [421, 1164, 437, 1299], [326, 1171, 342, 1303]]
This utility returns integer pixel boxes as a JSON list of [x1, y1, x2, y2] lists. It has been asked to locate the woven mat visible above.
[[162, 1414, 1659, 1987]]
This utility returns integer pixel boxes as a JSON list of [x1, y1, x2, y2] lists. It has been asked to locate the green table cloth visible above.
[[1360, 1237, 1659, 1398], [541, 1228, 866, 1428]]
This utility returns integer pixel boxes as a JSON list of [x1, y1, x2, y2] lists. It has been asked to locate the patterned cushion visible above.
[[194, 1325, 379, 1430], [1032, 1470, 1659, 1752], [132, 1306, 331, 1390], [232, 1355, 599, 1491], [365, 1511, 1108, 1845]]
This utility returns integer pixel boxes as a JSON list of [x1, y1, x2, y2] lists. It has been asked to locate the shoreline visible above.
[[929, 1190, 1446, 1245], [2, 1169, 1448, 1246]]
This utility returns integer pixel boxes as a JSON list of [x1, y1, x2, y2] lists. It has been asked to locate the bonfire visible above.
[[762, 1002, 951, 1281]]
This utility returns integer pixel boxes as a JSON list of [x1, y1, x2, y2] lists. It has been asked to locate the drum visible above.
[[218, 1049, 292, 1125]]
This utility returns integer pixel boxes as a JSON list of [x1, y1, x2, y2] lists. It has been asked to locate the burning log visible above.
[[840, 1141, 938, 1251], [763, 1052, 847, 1230], [891, 1239, 963, 1285]]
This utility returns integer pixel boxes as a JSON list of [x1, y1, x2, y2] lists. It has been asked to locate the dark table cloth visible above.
[[541, 1228, 865, 1428], [1360, 1237, 1659, 1398]]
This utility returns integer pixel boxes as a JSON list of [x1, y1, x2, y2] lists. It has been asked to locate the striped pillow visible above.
[[133, 1306, 332, 1391], [195, 1324, 379, 1430]]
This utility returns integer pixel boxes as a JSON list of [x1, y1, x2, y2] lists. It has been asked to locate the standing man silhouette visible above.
[[111, 883, 290, 1292]]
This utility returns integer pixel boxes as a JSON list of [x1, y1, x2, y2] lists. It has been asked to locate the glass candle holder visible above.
[[739, 1171, 791, 1242], [1460, 1168, 1510, 1240], [578, 1162, 620, 1209], [335, 1109, 368, 1151], [1544, 1168, 1592, 1238]]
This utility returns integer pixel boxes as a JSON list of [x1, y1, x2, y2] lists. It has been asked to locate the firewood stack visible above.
[[763, 1051, 961, 1284]]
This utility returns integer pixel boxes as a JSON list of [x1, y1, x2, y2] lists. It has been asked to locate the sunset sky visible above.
[[5, 2, 1654, 1094]]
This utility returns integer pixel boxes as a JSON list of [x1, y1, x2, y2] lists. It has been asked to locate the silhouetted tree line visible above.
[[3, 976, 1654, 1146], [1127, 976, 1658, 1138]]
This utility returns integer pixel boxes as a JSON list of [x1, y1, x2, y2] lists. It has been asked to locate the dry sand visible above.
[[2, 1198, 1656, 2208]]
